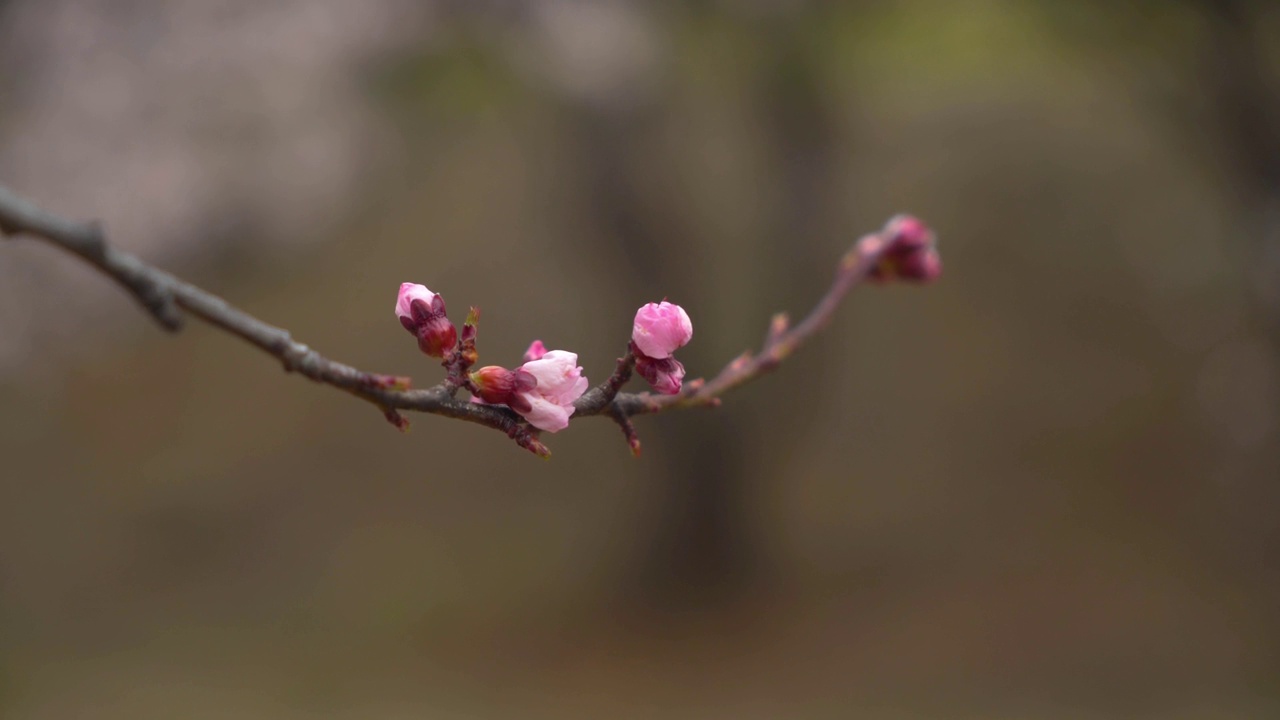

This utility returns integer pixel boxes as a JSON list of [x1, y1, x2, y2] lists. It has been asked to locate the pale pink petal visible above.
[[519, 394, 573, 432], [521, 350, 581, 399], [568, 374, 589, 401], [395, 282, 437, 323]]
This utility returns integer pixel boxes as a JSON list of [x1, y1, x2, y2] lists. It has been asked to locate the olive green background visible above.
[[2, 2, 1278, 717]]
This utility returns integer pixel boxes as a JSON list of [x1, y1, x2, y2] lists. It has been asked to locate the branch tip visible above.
[[608, 404, 642, 457], [384, 409, 411, 432], [499, 419, 549, 457]]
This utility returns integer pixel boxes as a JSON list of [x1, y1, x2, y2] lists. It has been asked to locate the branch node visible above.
[[384, 408, 410, 432], [507, 422, 551, 458], [132, 282, 184, 332], [363, 373, 412, 391], [280, 344, 311, 375]]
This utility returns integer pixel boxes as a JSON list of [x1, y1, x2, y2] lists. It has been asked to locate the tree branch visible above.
[[0, 183, 933, 458]]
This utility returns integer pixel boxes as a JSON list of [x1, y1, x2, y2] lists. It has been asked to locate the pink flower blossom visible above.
[[514, 349, 589, 433], [631, 301, 692, 359], [395, 282, 456, 357], [523, 339, 548, 363], [636, 354, 685, 395]]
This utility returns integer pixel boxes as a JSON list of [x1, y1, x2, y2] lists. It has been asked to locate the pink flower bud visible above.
[[395, 283, 440, 330], [514, 349, 589, 433], [893, 247, 943, 282], [632, 301, 692, 360], [523, 339, 548, 363], [395, 282, 457, 357], [866, 217, 943, 284], [635, 354, 685, 395], [469, 365, 537, 405], [417, 316, 458, 358], [883, 214, 934, 252]]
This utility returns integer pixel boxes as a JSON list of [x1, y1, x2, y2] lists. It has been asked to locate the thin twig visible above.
[[0, 183, 914, 457], [593, 232, 900, 419]]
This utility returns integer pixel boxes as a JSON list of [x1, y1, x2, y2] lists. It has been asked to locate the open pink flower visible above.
[[514, 349, 589, 433], [632, 301, 692, 359], [395, 282, 457, 357]]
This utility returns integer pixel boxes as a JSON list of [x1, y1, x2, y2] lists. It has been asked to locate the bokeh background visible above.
[[2, 1, 1279, 717]]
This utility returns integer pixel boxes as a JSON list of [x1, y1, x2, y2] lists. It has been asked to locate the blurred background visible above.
[[2, 1, 1279, 717]]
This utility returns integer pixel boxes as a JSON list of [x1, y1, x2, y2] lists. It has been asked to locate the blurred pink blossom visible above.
[[523, 339, 549, 363], [868, 215, 942, 284]]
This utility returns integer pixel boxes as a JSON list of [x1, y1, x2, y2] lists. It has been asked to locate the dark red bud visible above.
[[409, 295, 446, 325], [417, 315, 458, 358], [868, 215, 942, 284], [883, 214, 934, 253], [470, 366, 537, 405], [894, 248, 943, 282]]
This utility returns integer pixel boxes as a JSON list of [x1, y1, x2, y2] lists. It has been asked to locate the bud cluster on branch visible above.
[[395, 284, 695, 434], [0, 182, 941, 458]]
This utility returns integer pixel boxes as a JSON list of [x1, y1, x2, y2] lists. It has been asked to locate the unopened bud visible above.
[[867, 216, 942, 284], [636, 354, 686, 395], [883, 214, 934, 252], [893, 247, 943, 282], [469, 366, 536, 405], [632, 301, 693, 360], [417, 315, 458, 358], [395, 282, 457, 357]]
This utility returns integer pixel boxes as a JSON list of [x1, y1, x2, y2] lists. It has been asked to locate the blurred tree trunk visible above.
[[560, 6, 847, 613], [563, 103, 763, 610], [1191, 0, 1280, 593]]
